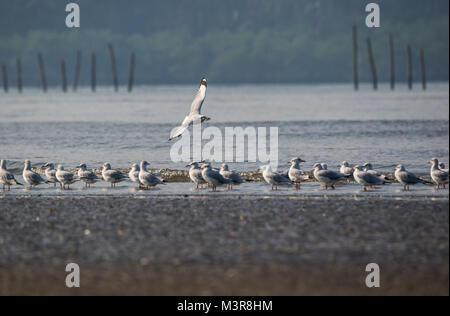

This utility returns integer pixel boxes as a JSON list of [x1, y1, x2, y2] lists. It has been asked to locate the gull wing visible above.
[[169, 116, 193, 140], [189, 83, 207, 116]]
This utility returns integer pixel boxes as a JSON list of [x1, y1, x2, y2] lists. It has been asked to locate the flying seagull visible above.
[[169, 77, 210, 140]]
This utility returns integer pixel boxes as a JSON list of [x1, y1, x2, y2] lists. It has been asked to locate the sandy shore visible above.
[[0, 196, 448, 296]]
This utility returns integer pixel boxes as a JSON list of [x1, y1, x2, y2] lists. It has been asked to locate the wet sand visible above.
[[0, 196, 448, 296]]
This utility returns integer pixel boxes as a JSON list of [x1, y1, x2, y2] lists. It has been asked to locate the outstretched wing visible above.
[[169, 116, 193, 140], [189, 83, 207, 115]]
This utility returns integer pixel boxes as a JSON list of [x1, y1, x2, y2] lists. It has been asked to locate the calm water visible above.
[[0, 83, 448, 175]]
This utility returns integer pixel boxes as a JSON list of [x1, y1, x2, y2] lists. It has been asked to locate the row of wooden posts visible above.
[[352, 25, 427, 91], [0, 43, 135, 93], [1, 30, 429, 93]]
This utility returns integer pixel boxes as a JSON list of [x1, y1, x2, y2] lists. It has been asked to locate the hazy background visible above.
[[0, 0, 448, 86]]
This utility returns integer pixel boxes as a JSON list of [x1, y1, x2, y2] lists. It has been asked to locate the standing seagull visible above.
[[394, 164, 428, 191], [102, 163, 128, 188], [338, 161, 354, 178], [363, 163, 390, 182], [42, 163, 59, 188], [260, 165, 293, 190], [22, 160, 50, 189], [77, 164, 101, 188], [186, 162, 206, 189], [139, 161, 165, 190], [312, 163, 347, 190], [288, 157, 309, 190], [56, 165, 79, 190], [0, 160, 23, 191], [429, 158, 449, 189], [169, 77, 211, 140], [219, 164, 245, 190], [129, 163, 143, 189], [353, 165, 387, 191], [201, 163, 233, 192]]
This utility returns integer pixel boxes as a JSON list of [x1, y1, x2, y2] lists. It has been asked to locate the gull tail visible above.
[[14, 180, 23, 186]]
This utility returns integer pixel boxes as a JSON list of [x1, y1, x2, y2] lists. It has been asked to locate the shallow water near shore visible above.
[[0, 83, 448, 177], [1, 181, 448, 199]]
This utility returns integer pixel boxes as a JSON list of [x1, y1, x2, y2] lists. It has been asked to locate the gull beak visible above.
[[300, 159, 306, 163]]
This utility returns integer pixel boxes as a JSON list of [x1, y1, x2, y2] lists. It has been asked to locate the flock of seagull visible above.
[[0, 157, 448, 193], [1, 77, 448, 193]]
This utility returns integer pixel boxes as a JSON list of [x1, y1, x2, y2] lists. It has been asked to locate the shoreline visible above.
[[0, 196, 448, 295]]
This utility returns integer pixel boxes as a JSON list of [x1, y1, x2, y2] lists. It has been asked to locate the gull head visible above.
[[200, 163, 212, 170], [439, 162, 446, 170], [76, 163, 87, 170], [428, 158, 439, 165], [42, 162, 55, 170], [186, 162, 200, 168], [353, 165, 364, 171], [289, 157, 306, 164], [394, 164, 405, 172], [140, 161, 150, 170], [220, 164, 229, 171], [339, 161, 350, 167], [24, 160, 32, 169], [321, 163, 328, 170], [131, 163, 139, 171], [363, 163, 373, 170], [312, 163, 323, 172], [200, 77, 207, 87], [102, 163, 112, 171]]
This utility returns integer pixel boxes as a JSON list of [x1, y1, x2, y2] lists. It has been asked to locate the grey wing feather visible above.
[[274, 173, 292, 184], [189, 86, 205, 115], [322, 170, 345, 180]]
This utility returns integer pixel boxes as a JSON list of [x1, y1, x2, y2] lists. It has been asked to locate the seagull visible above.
[[139, 161, 165, 190], [288, 157, 309, 190], [260, 165, 293, 190], [42, 163, 59, 188], [102, 163, 128, 188], [394, 164, 428, 191], [22, 160, 50, 189], [428, 158, 449, 189], [77, 164, 101, 188], [56, 165, 79, 190], [169, 77, 211, 140], [219, 164, 245, 190], [362, 163, 390, 182], [186, 162, 206, 189], [0, 160, 23, 191], [129, 163, 143, 189], [312, 163, 347, 190], [353, 165, 387, 191], [338, 161, 354, 178], [321, 163, 328, 170], [201, 163, 233, 192]]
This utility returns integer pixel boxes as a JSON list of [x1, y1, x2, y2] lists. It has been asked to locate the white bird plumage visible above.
[[288, 157, 309, 190], [169, 77, 210, 140], [0, 160, 23, 191], [139, 161, 165, 190], [429, 158, 449, 189]]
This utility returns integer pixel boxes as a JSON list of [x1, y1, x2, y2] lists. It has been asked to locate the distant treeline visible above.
[[0, 0, 448, 85]]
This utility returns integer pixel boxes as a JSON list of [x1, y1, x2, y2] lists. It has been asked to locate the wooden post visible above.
[[1, 64, 8, 93], [389, 35, 395, 90], [91, 53, 96, 92], [419, 48, 426, 90], [352, 25, 359, 91], [108, 43, 119, 92], [366, 38, 378, 90], [73, 50, 82, 92], [128, 52, 135, 92], [406, 44, 413, 90], [37, 53, 47, 92], [61, 60, 67, 92], [16, 58, 22, 93]]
